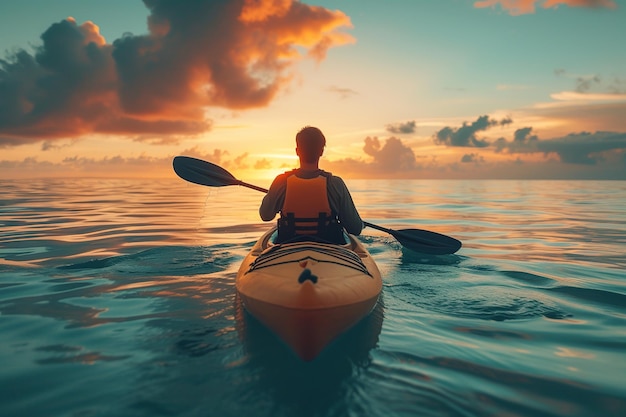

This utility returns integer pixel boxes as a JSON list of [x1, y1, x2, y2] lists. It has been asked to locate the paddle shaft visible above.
[[363, 221, 392, 234], [237, 180, 268, 194], [222, 175, 460, 254], [235, 180, 382, 235], [172, 156, 461, 254], [233, 180, 383, 234], [232, 179, 380, 232]]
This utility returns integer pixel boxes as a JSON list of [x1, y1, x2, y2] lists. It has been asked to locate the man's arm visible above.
[[259, 174, 288, 221], [328, 176, 363, 235]]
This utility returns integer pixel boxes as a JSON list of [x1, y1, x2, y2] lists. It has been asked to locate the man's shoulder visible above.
[[275, 169, 298, 178], [270, 170, 296, 187], [319, 169, 342, 179], [325, 173, 348, 189], [321, 170, 343, 180]]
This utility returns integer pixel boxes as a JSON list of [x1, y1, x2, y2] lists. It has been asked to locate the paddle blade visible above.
[[173, 156, 238, 187], [391, 228, 462, 255]]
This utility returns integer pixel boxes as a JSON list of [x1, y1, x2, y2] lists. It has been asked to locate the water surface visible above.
[[1, 178, 625, 417]]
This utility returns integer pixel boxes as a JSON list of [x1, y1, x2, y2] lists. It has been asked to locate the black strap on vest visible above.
[[278, 212, 336, 233], [276, 215, 345, 244]]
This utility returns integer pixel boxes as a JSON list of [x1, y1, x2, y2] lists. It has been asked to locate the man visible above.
[[259, 126, 363, 243]]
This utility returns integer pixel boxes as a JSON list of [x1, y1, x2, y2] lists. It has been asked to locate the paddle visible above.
[[173, 156, 462, 255]]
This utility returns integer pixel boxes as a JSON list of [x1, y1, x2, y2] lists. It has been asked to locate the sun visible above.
[[238, 154, 298, 182]]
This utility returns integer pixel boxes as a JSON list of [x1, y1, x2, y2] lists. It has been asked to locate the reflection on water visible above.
[[232, 296, 384, 417], [1, 178, 625, 417]]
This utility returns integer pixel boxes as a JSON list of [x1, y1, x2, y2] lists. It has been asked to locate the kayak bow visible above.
[[236, 228, 382, 361]]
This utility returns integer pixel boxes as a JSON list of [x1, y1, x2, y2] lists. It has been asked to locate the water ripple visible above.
[[2, 179, 625, 417]]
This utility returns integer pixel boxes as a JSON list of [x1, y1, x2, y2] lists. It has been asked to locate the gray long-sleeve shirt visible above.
[[259, 169, 364, 235]]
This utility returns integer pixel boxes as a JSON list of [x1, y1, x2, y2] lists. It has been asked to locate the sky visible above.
[[1, 0, 625, 181]]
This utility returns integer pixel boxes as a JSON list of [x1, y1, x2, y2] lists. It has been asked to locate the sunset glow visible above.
[[1, 0, 624, 180]]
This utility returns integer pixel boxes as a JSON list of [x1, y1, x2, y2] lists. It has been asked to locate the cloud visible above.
[[527, 98, 626, 135], [326, 120, 626, 178], [497, 84, 531, 91], [494, 126, 539, 153], [254, 158, 272, 169], [549, 91, 626, 102], [474, 0, 617, 15], [362, 136, 418, 171], [461, 153, 485, 163], [0, 0, 353, 147], [0, 145, 251, 178], [433, 115, 512, 147], [0, 153, 170, 178], [538, 131, 626, 164], [436, 112, 626, 166], [322, 136, 423, 178], [41, 138, 80, 151], [574, 75, 602, 93], [386, 120, 417, 134], [495, 128, 626, 165], [327, 85, 358, 99], [554, 69, 626, 96]]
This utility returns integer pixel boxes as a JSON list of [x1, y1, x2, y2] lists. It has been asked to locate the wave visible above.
[[366, 349, 626, 417], [58, 245, 241, 276]]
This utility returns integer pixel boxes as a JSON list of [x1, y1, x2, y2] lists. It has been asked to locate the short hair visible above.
[[296, 126, 326, 163]]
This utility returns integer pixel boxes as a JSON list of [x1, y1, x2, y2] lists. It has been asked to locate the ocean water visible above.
[[1, 177, 625, 417]]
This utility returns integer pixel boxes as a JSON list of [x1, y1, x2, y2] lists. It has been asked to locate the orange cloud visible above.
[[0, 0, 353, 147], [67, 17, 107, 46], [239, 0, 292, 22], [0, 146, 250, 179], [474, 0, 617, 14]]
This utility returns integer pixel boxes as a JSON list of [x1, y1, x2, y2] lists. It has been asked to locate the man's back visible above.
[[259, 169, 363, 236]]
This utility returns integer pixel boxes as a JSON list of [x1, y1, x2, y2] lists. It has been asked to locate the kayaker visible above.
[[259, 126, 363, 243]]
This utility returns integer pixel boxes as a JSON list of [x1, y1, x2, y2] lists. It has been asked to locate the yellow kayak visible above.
[[236, 227, 382, 361]]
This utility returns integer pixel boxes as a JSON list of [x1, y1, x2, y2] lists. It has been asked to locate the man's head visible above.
[[296, 126, 326, 163]]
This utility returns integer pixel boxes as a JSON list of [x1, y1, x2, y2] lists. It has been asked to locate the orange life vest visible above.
[[277, 172, 343, 242]]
